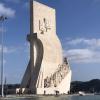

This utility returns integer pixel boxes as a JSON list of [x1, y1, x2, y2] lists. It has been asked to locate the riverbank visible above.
[[0, 93, 95, 99], [1, 94, 100, 100]]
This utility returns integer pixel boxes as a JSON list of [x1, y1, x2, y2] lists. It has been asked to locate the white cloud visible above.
[[66, 49, 93, 59], [63, 38, 100, 63], [0, 45, 16, 54], [67, 38, 84, 45], [0, 43, 30, 54], [0, 3, 15, 17], [66, 38, 100, 48], [64, 48, 100, 63]]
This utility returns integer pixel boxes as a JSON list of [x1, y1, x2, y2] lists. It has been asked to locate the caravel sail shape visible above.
[[20, 0, 72, 94]]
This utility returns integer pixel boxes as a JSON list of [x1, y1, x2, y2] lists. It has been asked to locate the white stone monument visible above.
[[20, 0, 72, 95]]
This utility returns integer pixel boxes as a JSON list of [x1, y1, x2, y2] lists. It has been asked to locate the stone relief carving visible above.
[[39, 18, 51, 34]]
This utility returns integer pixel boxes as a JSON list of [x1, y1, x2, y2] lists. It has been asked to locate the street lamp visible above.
[[0, 15, 7, 97]]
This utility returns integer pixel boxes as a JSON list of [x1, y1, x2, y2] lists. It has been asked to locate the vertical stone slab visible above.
[[33, 1, 63, 79]]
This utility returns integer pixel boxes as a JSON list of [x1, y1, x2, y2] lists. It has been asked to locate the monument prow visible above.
[[20, 0, 72, 95]]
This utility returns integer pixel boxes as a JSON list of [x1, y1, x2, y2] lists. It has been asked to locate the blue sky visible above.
[[0, 0, 100, 84]]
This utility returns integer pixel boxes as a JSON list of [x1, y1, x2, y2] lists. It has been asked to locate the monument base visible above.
[[36, 70, 72, 95]]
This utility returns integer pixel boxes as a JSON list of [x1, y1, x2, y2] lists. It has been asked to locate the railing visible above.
[[44, 62, 70, 88]]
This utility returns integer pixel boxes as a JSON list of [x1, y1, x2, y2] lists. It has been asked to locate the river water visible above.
[[2, 95, 100, 100]]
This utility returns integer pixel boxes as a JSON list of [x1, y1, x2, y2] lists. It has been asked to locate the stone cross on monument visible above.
[[39, 18, 51, 34]]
